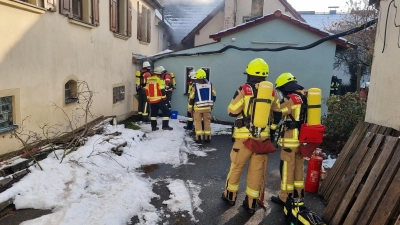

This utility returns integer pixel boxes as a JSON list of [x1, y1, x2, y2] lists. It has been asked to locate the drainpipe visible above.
[[234, 0, 237, 26]]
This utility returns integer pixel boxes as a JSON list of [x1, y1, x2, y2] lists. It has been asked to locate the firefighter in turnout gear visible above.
[[160, 66, 175, 111], [144, 66, 173, 131], [330, 75, 340, 96], [187, 69, 216, 143], [221, 58, 282, 214], [136, 61, 152, 122], [270, 72, 308, 203], [184, 71, 196, 130]]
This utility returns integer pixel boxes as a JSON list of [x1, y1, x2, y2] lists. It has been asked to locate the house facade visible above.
[[181, 0, 305, 47], [365, 0, 400, 130], [0, 0, 168, 155], [153, 11, 350, 122]]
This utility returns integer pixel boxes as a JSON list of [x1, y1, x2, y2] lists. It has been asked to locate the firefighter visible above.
[[184, 71, 196, 130], [160, 66, 175, 111], [187, 69, 216, 143], [330, 75, 340, 95], [270, 72, 308, 205], [144, 66, 173, 131], [136, 61, 151, 122], [221, 58, 281, 214]]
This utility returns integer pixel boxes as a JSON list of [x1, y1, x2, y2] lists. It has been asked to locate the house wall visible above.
[[365, 0, 400, 130], [194, 11, 224, 46], [0, 0, 163, 155], [156, 19, 336, 122], [263, 0, 296, 17]]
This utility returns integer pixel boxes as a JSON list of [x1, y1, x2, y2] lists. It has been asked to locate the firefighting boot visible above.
[[195, 136, 202, 143], [242, 195, 257, 215], [151, 120, 158, 131], [162, 120, 173, 131], [184, 120, 193, 130], [221, 190, 237, 206], [271, 196, 284, 205], [204, 135, 211, 143]]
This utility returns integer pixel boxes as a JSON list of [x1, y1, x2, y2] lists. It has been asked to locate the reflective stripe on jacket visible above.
[[188, 81, 216, 112], [145, 75, 166, 103]]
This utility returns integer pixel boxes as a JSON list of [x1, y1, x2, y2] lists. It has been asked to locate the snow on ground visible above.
[[0, 118, 231, 225]]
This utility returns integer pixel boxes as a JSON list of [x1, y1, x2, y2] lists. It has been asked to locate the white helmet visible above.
[[143, 61, 150, 68], [154, 66, 163, 74], [189, 71, 196, 79], [159, 66, 166, 72], [365, 82, 370, 88]]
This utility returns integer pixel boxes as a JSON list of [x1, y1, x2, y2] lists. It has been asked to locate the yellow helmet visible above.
[[245, 58, 269, 77], [196, 69, 207, 79], [275, 72, 297, 88]]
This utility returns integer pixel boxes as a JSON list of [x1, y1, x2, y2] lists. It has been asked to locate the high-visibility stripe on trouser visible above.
[[224, 138, 268, 199], [279, 147, 304, 202]]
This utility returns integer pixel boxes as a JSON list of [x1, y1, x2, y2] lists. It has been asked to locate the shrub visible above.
[[321, 93, 366, 154]]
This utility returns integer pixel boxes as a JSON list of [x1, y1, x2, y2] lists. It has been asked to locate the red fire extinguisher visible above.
[[305, 156, 323, 193]]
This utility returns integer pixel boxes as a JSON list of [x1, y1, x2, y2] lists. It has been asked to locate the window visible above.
[[201, 67, 211, 81], [110, 0, 132, 37], [185, 67, 194, 94], [113, 86, 125, 104], [0, 96, 16, 133], [65, 80, 78, 104], [60, 0, 100, 26], [137, 2, 151, 43]]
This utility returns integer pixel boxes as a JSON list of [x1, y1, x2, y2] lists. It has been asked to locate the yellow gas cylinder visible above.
[[170, 72, 177, 86], [307, 88, 322, 125], [135, 70, 141, 85], [253, 81, 273, 128]]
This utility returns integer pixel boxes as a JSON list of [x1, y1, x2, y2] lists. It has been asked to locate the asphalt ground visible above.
[[0, 134, 327, 225]]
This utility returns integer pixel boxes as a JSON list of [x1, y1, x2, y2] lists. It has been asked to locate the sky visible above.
[[0, 118, 335, 224], [288, 0, 349, 13]]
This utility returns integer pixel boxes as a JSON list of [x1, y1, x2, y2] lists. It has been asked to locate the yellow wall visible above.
[[0, 0, 162, 155], [365, 0, 400, 130]]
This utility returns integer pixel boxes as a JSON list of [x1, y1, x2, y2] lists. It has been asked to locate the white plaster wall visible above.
[[0, 0, 162, 155], [365, 0, 400, 130]]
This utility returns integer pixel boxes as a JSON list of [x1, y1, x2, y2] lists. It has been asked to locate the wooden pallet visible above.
[[321, 121, 400, 225]]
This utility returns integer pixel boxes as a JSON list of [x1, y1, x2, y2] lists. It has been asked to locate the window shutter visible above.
[[147, 8, 151, 43], [127, 0, 132, 37], [110, 0, 117, 32], [59, 0, 72, 17], [44, 0, 56, 11], [137, 2, 142, 40], [92, 0, 100, 26]]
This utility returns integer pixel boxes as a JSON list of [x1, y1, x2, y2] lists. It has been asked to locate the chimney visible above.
[[224, 0, 235, 30]]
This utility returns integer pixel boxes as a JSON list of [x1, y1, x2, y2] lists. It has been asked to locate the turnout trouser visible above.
[[224, 138, 269, 206], [279, 147, 304, 202], [150, 100, 170, 129], [138, 90, 149, 121], [193, 111, 211, 141], [166, 91, 172, 111]]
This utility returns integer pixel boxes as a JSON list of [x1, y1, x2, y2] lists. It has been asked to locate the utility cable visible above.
[[150, 18, 378, 62]]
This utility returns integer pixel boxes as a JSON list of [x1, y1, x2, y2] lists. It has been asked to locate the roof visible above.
[[181, 1, 225, 44], [209, 10, 353, 49], [181, 0, 304, 44], [143, 0, 163, 9], [279, 0, 305, 22]]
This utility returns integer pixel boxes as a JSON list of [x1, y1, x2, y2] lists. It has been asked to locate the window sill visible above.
[[112, 100, 125, 107], [0, 125, 18, 135], [65, 98, 79, 104], [0, 0, 46, 14], [139, 41, 150, 45], [113, 33, 129, 40], [68, 19, 95, 29]]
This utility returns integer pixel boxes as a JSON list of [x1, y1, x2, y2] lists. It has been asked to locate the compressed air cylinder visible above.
[[307, 88, 322, 125], [135, 71, 141, 85], [253, 81, 273, 128], [170, 72, 177, 86]]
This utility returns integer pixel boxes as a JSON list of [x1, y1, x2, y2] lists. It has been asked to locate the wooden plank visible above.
[[325, 123, 378, 201], [329, 134, 384, 224], [325, 134, 384, 224], [358, 142, 400, 225], [322, 132, 376, 223], [343, 136, 399, 225], [369, 168, 400, 225], [319, 121, 368, 197], [394, 214, 400, 225]]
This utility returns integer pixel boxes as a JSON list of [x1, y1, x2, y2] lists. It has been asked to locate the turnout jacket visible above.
[[144, 75, 167, 103], [188, 81, 216, 113], [228, 82, 281, 139]]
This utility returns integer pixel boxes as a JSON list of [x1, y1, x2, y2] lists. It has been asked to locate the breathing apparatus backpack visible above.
[[240, 81, 274, 138], [284, 195, 326, 225]]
